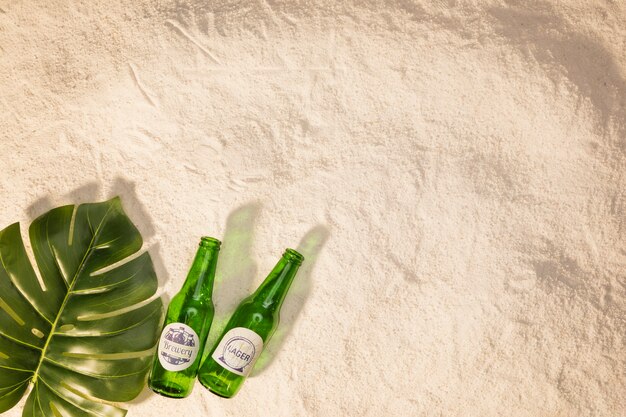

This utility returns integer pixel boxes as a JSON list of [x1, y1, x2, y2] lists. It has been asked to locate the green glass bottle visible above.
[[198, 248, 304, 398], [148, 237, 221, 398]]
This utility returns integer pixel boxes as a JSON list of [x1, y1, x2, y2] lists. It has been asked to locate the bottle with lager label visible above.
[[148, 237, 221, 398], [198, 248, 304, 398]]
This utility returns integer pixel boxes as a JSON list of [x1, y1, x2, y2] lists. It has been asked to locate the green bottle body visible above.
[[148, 237, 221, 398], [198, 248, 304, 398]]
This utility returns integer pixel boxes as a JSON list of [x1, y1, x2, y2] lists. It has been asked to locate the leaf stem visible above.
[[31, 206, 112, 384]]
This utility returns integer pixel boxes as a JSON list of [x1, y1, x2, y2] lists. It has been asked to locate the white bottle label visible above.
[[157, 323, 200, 372], [212, 327, 264, 376]]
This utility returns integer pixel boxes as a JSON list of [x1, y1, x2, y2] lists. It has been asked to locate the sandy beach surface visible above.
[[0, 0, 625, 416]]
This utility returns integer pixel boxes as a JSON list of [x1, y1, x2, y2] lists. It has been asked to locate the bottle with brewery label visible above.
[[198, 248, 304, 398], [148, 237, 221, 398]]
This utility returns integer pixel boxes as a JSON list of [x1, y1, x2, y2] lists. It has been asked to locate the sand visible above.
[[0, 0, 625, 416]]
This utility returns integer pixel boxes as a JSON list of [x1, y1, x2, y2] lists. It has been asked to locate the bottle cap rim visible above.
[[200, 236, 221, 248], [284, 248, 304, 264]]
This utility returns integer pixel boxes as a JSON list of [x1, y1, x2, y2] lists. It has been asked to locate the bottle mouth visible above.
[[283, 248, 304, 264], [200, 236, 221, 248]]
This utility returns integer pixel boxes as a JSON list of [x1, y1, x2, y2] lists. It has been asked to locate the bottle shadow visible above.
[[201, 202, 261, 359], [252, 224, 330, 376]]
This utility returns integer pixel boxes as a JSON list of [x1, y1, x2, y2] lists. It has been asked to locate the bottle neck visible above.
[[182, 239, 220, 299], [252, 249, 304, 311]]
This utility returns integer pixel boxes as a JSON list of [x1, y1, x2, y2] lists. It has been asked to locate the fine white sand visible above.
[[1, 1, 625, 416]]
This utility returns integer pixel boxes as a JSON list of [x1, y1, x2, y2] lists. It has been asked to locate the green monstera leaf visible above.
[[0, 197, 163, 416]]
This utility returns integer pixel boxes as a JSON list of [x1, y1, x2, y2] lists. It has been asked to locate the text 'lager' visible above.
[[198, 248, 304, 398]]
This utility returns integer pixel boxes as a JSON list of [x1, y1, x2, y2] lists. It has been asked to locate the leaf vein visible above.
[[0, 238, 54, 325], [38, 377, 105, 417], [43, 357, 150, 379], [32, 204, 115, 384], [0, 331, 43, 351]]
